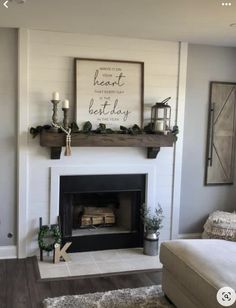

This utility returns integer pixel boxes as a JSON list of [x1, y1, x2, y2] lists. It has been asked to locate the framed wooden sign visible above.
[[205, 81, 236, 185], [75, 58, 144, 130]]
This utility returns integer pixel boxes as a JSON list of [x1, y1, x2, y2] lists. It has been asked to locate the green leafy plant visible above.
[[140, 204, 164, 234], [30, 125, 51, 138]]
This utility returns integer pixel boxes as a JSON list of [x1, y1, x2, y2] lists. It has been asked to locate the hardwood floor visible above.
[[0, 257, 162, 308]]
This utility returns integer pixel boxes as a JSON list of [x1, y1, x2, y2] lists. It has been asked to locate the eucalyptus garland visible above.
[[30, 121, 179, 137], [38, 224, 61, 252]]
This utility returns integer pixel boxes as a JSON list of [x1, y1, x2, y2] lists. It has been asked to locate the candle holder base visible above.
[[49, 126, 59, 133]]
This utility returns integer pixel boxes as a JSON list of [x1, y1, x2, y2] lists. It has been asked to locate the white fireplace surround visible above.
[[16, 30, 187, 258], [50, 165, 156, 225]]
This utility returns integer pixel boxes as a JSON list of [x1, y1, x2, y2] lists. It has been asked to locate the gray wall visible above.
[[179, 44, 236, 234], [2, 30, 236, 242], [0, 28, 17, 245]]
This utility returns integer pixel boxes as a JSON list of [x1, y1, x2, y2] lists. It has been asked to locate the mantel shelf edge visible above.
[[39, 131, 177, 159]]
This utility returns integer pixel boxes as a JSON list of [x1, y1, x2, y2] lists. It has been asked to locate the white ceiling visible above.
[[1, 0, 236, 46]]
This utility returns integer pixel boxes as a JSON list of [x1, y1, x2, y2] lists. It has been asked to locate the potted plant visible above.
[[140, 204, 164, 256]]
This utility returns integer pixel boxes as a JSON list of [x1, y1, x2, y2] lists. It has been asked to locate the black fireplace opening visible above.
[[59, 174, 145, 252]]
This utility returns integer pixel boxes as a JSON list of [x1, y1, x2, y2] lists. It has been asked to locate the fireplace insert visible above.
[[59, 174, 145, 252]]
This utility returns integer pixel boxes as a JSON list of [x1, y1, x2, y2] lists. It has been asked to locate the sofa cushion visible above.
[[160, 239, 236, 308]]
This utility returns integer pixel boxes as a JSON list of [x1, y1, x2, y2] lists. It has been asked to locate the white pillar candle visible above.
[[154, 120, 164, 132], [52, 91, 60, 100], [62, 99, 69, 109]]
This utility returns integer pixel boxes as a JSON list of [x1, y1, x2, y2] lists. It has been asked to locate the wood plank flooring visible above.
[[0, 257, 162, 308]]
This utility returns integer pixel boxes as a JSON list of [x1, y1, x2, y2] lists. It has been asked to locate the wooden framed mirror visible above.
[[205, 81, 236, 185]]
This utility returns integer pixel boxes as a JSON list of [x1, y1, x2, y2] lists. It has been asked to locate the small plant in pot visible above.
[[140, 204, 164, 256]]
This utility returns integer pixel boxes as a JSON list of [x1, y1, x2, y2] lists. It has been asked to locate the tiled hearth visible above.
[[38, 248, 162, 279]]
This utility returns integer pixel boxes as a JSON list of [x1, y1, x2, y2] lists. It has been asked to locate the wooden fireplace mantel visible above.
[[40, 131, 177, 159]]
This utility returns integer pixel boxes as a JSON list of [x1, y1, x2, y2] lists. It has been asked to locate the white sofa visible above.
[[160, 239, 236, 308]]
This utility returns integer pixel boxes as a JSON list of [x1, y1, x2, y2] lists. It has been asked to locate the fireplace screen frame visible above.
[[59, 174, 145, 252]]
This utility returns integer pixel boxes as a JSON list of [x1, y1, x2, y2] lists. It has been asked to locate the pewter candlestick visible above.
[[62, 108, 69, 130], [50, 99, 60, 131], [51, 100, 60, 124]]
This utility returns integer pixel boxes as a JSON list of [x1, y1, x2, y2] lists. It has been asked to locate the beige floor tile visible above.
[[68, 252, 94, 263], [39, 264, 70, 279], [117, 248, 145, 258], [96, 260, 134, 273], [125, 257, 162, 271], [38, 260, 67, 269], [68, 262, 101, 276], [90, 249, 122, 262]]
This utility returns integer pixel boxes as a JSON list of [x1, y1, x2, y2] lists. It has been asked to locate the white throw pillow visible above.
[[202, 210, 236, 241]]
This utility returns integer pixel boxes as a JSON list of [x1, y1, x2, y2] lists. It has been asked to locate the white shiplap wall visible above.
[[27, 30, 180, 255]]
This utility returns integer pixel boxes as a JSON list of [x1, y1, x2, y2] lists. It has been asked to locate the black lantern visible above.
[[151, 97, 171, 133]]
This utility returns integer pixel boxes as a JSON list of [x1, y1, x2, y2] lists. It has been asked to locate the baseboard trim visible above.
[[178, 233, 202, 239], [0, 245, 17, 259]]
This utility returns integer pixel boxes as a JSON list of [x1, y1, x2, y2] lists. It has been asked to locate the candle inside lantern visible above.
[[52, 91, 60, 101], [62, 99, 69, 109], [155, 120, 164, 132]]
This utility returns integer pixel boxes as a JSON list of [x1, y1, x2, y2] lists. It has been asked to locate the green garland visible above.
[[30, 121, 179, 138], [38, 224, 61, 252]]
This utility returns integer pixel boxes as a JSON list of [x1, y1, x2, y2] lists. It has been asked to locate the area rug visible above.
[[43, 285, 174, 308]]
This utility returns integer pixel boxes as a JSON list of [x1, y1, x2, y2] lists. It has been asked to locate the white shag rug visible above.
[[43, 285, 174, 308]]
